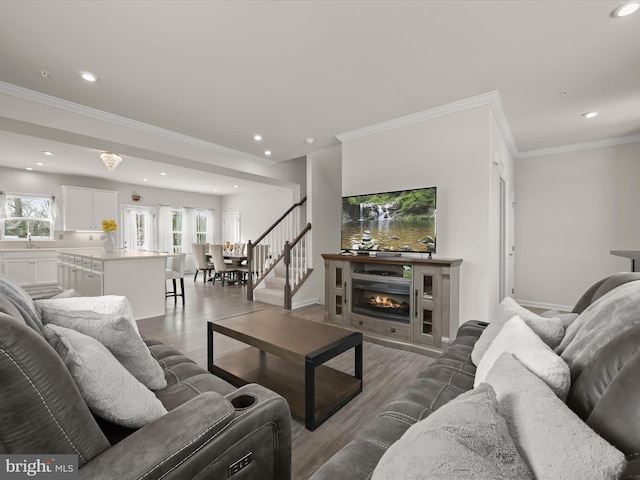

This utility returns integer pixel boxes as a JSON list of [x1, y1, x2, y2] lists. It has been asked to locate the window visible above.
[[1, 194, 54, 240], [195, 210, 207, 244], [171, 208, 183, 253], [122, 206, 156, 251]]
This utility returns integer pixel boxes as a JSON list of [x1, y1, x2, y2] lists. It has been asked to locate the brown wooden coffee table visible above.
[[207, 310, 363, 431]]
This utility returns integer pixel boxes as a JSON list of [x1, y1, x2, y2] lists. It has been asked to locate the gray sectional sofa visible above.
[[312, 272, 640, 480], [0, 273, 291, 480]]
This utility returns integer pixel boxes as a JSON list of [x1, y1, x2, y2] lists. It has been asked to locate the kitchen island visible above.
[[58, 249, 172, 320]]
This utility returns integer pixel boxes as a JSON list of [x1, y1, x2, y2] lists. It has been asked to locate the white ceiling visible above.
[[0, 0, 638, 194]]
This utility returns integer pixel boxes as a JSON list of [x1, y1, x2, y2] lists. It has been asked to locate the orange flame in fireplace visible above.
[[370, 296, 402, 308]]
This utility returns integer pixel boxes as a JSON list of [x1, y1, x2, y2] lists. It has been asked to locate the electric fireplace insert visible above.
[[351, 278, 411, 323]]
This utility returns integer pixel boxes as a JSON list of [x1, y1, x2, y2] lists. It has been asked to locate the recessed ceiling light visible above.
[[160, 172, 167, 176], [264, 150, 272, 156], [142, 178, 149, 182], [234, 184, 240, 188], [305, 137, 315, 144], [213, 188, 219, 192], [36, 162, 45, 166], [80, 71, 98, 82], [25, 167, 33, 171], [613, 1, 640, 17], [582, 111, 599, 119], [43, 151, 53, 156], [253, 134, 262, 141]]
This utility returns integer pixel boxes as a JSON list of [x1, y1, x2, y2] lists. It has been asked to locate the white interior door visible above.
[[499, 178, 515, 301], [222, 211, 241, 244]]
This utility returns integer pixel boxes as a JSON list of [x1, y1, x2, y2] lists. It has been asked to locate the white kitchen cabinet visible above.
[[1, 250, 60, 296], [62, 186, 118, 231]]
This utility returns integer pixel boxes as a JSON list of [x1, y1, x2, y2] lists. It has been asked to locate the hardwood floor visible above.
[[138, 279, 433, 480]]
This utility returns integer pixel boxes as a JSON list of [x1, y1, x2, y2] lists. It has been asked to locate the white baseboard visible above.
[[292, 297, 320, 310], [515, 299, 573, 313]]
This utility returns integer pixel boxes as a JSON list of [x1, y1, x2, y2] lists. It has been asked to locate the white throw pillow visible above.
[[557, 279, 640, 379], [371, 383, 531, 480], [471, 297, 564, 366], [483, 353, 626, 480], [44, 324, 167, 428], [42, 311, 166, 391], [36, 296, 139, 333], [474, 316, 570, 400]]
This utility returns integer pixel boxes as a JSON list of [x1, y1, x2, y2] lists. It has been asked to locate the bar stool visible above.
[[165, 253, 186, 305]]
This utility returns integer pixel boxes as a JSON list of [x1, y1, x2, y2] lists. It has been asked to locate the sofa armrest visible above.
[[80, 385, 291, 480], [456, 320, 488, 339]]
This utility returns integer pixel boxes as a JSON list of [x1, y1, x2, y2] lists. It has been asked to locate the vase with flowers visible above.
[[102, 219, 117, 253]]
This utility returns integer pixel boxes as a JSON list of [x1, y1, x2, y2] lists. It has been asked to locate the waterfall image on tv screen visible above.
[[341, 187, 436, 253]]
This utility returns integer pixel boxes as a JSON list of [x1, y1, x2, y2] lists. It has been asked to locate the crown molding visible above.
[[516, 134, 640, 159], [0, 81, 276, 166], [335, 90, 520, 157]]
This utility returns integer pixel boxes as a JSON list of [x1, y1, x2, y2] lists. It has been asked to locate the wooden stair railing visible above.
[[246, 197, 307, 301], [284, 223, 312, 310]]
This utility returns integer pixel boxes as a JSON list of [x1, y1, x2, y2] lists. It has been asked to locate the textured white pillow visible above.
[[44, 324, 167, 428], [371, 383, 531, 480], [474, 316, 570, 400], [484, 353, 626, 480], [36, 296, 139, 333], [557, 279, 640, 379], [471, 297, 564, 366], [42, 311, 166, 391]]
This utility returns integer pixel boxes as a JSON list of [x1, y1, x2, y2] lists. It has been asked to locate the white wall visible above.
[[514, 141, 640, 310], [342, 105, 508, 334], [293, 145, 342, 307], [220, 184, 297, 243]]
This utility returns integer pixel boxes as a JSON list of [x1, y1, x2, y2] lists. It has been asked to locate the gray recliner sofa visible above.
[[0, 274, 291, 480], [311, 272, 640, 479]]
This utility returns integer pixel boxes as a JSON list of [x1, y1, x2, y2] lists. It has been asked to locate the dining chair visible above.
[[210, 244, 239, 286], [191, 243, 214, 283], [165, 253, 186, 305]]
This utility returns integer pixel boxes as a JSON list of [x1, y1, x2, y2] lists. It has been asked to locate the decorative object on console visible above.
[[100, 151, 123, 171], [102, 218, 117, 253]]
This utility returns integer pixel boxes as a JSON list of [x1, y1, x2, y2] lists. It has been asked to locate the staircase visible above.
[[246, 198, 312, 309], [253, 247, 307, 308]]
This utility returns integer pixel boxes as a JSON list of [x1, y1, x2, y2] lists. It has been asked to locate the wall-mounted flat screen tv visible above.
[[341, 186, 436, 254]]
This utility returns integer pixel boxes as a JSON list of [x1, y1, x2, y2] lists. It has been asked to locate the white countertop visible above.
[[59, 249, 172, 261], [0, 248, 172, 261]]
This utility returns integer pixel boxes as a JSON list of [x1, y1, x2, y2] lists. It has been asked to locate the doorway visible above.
[[499, 178, 515, 301], [222, 211, 241, 244]]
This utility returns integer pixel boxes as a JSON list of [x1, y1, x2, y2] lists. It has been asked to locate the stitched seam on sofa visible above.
[[164, 368, 179, 383], [361, 437, 389, 450], [0, 346, 86, 462], [430, 363, 475, 377], [154, 397, 283, 480], [378, 410, 417, 426], [140, 395, 282, 480], [418, 377, 466, 421], [177, 380, 203, 396], [137, 404, 236, 480]]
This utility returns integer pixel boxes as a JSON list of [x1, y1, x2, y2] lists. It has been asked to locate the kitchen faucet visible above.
[[26, 233, 35, 249]]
